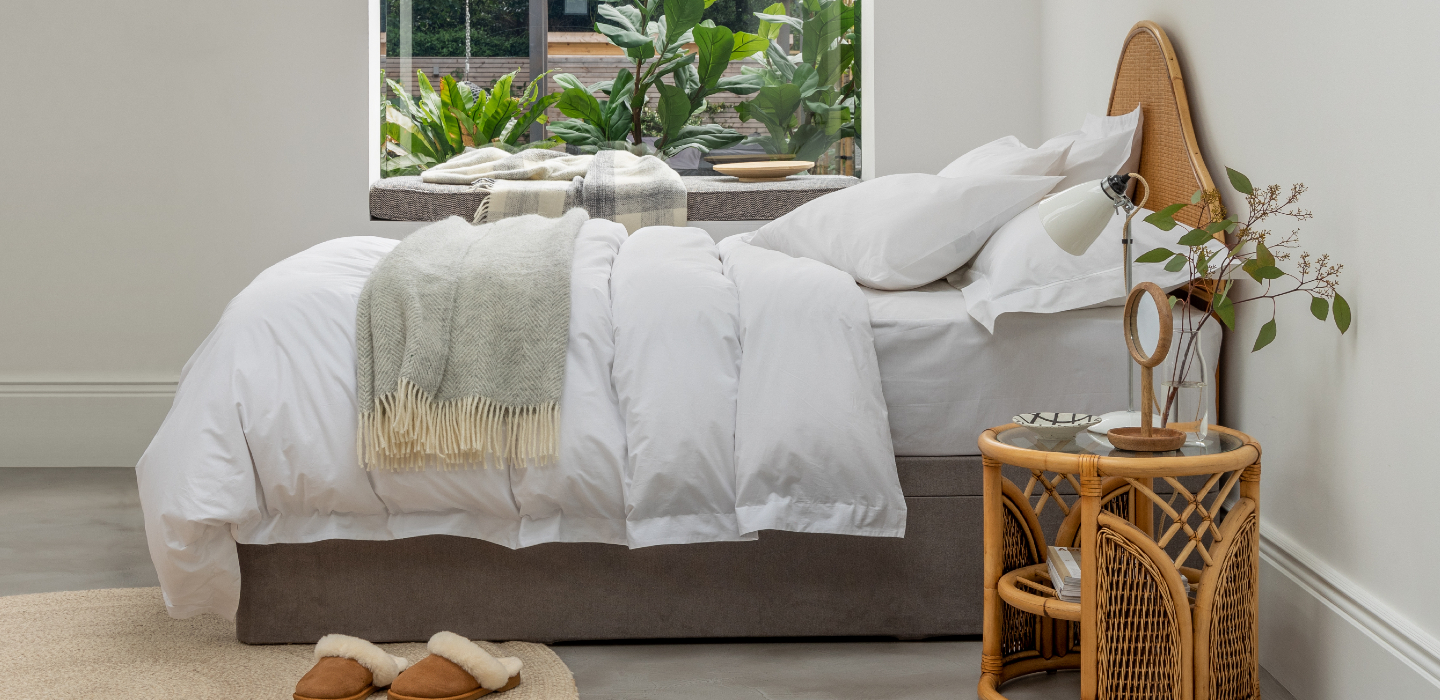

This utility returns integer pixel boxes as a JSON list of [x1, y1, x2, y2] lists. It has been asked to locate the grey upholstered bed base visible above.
[[236, 455, 992, 644]]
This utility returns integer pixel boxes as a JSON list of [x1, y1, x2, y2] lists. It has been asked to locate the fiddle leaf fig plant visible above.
[[735, 0, 856, 160], [1136, 168, 1350, 420], [549, 0, 764, 158]]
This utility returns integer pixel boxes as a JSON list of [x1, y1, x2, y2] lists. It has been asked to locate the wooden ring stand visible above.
[[1107, 282, 1187, 452]]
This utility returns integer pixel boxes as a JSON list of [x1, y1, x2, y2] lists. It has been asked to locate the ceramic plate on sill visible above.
[[1012, 412, 1102, 441], [713, 160, 815, 182]]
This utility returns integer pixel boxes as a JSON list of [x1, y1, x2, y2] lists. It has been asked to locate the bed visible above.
[[176, 20, 1225, 643]]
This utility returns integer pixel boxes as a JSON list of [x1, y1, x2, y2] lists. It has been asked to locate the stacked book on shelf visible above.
[[1045, 545, 1193, 602], [1046, 546, 1082, 602]]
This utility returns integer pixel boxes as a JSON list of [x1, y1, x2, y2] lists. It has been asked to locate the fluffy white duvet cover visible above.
[[137, 219, 906, 620]]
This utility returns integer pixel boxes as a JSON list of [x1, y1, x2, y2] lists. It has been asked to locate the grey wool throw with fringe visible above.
[[356, 208, 588, 470]]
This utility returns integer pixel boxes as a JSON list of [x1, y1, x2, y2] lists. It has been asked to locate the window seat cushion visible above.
[[369, 174, 860, 223]]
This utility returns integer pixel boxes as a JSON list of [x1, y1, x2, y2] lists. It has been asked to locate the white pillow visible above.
[[948, 202, 1227, 332], [748, 173, 1062, 291], [1041, 106, 1144, 191], [937, 136, 1072, 178]]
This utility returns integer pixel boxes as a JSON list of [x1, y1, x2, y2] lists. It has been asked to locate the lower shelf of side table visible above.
[[997, 564, 1081, 621]]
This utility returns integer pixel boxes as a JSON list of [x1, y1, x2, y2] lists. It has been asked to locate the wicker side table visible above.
[[976, 424, 1262, 700]]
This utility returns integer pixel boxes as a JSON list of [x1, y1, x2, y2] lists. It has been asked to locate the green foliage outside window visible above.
[[734, 0, 857, 160], [546, 0, 770, 157], [383, 0, 769, 58], [385, 0, 529, 57]]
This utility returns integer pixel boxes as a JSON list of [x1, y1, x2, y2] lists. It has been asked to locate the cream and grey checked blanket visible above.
[[421, 147, 686, 233], [355, 208, 589, 470]]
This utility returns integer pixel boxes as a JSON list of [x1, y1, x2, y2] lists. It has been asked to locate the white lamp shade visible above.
[[1037, 179, 1116, 256]]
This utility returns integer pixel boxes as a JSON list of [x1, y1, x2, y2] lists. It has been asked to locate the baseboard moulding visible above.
[[0, 380, 177, 467], [1259, 521, 1440, 696]]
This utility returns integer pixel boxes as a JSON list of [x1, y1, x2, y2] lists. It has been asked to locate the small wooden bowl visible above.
[[703, 153, 797, 165], [1107, 426, 1186, 452], [714, 160, 815, 182]]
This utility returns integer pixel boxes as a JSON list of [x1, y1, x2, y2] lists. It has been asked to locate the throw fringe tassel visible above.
[[358, 378, 559, 471], [471, 178, 496, 224]]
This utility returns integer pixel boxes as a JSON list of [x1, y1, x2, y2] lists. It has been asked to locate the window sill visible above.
[[368, 174, 860, 223]]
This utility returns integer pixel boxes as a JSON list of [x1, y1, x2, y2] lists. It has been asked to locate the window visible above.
[[378, 0, 860, 179]]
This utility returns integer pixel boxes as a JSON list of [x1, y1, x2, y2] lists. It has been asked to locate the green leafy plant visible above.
[[641, 102, 724, 136], [548, 0, 766, 157], [1136, 168, 1350, 419], [546, 72, 645, 152], [734, 0, 856, 160], [382, 69, 560, 176]]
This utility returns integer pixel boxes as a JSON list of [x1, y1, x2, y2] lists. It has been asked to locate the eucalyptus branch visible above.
[[1137, 167, 1350, 427]]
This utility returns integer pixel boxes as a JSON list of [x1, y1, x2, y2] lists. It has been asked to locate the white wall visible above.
[[0, 0, 424, 466], [1039, 2, 1440, 696], [866, 0, 1041, 177]]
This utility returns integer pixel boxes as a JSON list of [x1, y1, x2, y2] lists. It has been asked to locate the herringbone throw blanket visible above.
[[355, 208, 588, 470]]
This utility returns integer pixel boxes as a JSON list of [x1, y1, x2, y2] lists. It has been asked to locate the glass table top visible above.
[[996, 426, 1243, 458]]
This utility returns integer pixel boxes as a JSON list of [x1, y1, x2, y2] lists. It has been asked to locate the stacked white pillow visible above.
[[937, 136, 1071, 178], [743, 110, 1145, 294], [746, 173, 1061, 290], [742, 133, 1071, 291], [939, 106, 1171, 331], [948, 203, 1227, 332], [1040, 105, 1144, 191]]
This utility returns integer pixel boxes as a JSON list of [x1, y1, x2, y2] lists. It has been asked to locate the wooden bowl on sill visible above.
[[702, 153, 798, 165], [713, 160, 815, 182]]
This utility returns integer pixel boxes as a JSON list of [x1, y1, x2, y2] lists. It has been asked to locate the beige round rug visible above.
[[0, 587, 577, 700]]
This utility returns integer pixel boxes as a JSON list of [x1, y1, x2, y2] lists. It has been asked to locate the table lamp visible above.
[[1037, 172, 1153, 433]]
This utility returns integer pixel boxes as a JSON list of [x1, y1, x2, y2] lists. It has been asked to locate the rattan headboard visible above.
[[1108, 21, 1220, 229]]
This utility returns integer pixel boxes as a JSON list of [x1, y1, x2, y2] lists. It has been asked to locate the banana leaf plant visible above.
[[735, 0, 856, 161], [382, 69, 560, 176], [548, 0, 766, 158]]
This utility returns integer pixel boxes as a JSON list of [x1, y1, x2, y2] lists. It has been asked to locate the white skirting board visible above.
[[0, 382, 176, 467], [1260, 522, 1440, 698]]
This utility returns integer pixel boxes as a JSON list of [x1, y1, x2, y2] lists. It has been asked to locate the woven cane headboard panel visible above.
[[1108, 21, 1220, 229]]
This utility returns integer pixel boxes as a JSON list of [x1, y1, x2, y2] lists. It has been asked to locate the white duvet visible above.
[[137, 219, 906, 620]]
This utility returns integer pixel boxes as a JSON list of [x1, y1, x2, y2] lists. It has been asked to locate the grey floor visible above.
[[0, 468, 1296, 699]]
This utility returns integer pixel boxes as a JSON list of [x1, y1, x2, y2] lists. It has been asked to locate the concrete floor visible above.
[[0, 467, 1297, 699]]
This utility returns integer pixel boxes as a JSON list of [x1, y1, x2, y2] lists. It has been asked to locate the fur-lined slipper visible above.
[[294, 634, 411, 700], [387, 631, 524, 700]]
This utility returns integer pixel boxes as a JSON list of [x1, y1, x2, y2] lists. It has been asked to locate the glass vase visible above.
[[1159, 329, 1209, 445]]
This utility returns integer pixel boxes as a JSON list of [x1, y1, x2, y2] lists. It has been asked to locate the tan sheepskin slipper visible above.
[[387, 631, 524, 700], [294, 633, 411, 700]]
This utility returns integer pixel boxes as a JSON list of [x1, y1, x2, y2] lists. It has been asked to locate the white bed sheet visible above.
[[865, 281, 1222, 456]]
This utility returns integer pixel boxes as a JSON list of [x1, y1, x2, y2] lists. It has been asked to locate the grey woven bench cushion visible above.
[[682, 175, 858, 221], [370, 178, 491, 222], [369, 174, 859, 223]]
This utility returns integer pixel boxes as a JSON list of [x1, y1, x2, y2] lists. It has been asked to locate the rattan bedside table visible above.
[[976, 423, 1262, 700]]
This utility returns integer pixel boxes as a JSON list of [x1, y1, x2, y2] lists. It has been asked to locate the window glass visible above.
[[380, 0, 859, 179]]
